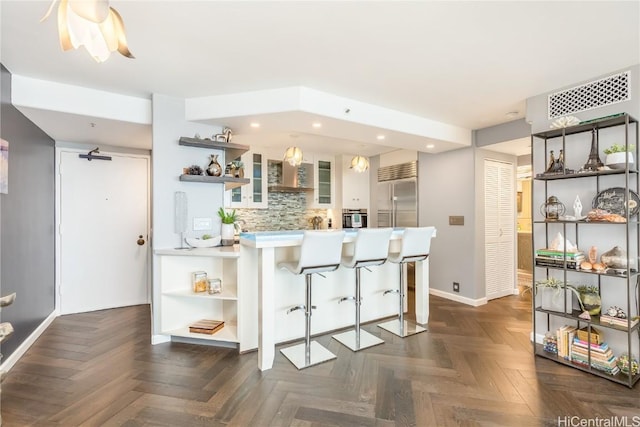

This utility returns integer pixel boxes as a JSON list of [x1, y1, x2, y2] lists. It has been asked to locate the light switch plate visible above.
[[193, 217, 212, 231], [449, 216, 464, 226]]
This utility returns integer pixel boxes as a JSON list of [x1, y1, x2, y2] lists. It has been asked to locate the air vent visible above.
[[548, 71, 630, 119], [377, 161, 418, 182]]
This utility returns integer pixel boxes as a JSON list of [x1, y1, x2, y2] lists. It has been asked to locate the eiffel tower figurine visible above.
[[583, 129, 604, 171]]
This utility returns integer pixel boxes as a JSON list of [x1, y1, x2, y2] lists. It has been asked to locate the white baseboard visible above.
[[1, 310, 58, 373], [429, 288, 487, 307], [152, 334, 171, 345], [532, 332, 545, 344]]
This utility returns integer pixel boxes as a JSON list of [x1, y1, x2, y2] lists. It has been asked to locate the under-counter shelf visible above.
[[156, 246, 242, 349], [162, 287, 238, 301], [179, 174, 250, 190], [178, 136, 249, 160], [163, 323, 238, 343]]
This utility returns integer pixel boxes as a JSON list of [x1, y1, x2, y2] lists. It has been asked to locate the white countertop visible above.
[[239, 228, 407, 248], [154, 246, 240, 257]]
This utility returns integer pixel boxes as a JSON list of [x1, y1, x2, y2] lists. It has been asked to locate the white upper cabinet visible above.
[[310, 155, 335, 208], [342, 155, 370, 209], [226, 151, 268, 209]]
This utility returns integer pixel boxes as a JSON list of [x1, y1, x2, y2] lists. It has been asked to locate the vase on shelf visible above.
[[206, 154, 222, 177], [220, 223, 235, 246]]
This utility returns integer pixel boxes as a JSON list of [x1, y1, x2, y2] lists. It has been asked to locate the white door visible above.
[[59, 150, 150, 314], [484, 159, 515, 300]]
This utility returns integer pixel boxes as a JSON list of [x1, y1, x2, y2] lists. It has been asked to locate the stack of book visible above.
[[570, 338, 620, 375], [189, 319, 224, 335], [535, 249, 585, 269], [556, 325, 577, 359], [600, 314, 640, 329]]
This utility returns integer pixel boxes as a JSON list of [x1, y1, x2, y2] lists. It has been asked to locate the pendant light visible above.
[[283, 147, 304, 166], [350, 155, 369, 173], [41, 0, 134, 63]]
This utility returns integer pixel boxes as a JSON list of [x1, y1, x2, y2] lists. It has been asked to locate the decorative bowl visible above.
[[185, 236, 221, 248]]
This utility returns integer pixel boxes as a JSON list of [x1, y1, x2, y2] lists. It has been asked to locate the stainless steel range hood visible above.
[[268, 161, 314, 192]]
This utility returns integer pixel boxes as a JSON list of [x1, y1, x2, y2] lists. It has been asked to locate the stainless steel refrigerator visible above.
[[377, 178, 418, 228]]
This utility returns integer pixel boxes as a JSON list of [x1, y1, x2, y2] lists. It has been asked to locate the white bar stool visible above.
[[378, 226, 435, 337], [333, 228, 393, 351], [278, 230, 346, 369]]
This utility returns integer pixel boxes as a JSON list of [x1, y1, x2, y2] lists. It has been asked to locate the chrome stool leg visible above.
[[333, 267, 384, 351], [281, 274, 336, 369], [378, 262, 426, 337]]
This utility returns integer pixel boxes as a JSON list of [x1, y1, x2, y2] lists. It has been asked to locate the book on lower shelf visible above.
[[535, 249, 584, 259], [189, 319, 224, 335], [535, 255, 584, 269]]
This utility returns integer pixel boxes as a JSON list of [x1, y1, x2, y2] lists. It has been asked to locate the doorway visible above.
[[484, 159, 516, 300], [517, 165, 533, 293], [56, 149, 150, 315]]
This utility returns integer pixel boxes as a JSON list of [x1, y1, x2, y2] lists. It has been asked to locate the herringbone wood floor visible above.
[[2, 293, 639, 426]]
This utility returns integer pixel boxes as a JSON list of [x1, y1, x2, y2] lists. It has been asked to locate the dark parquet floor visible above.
[[2, 292, 639, 426]]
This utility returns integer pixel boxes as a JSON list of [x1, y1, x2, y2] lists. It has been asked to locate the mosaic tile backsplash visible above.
[[233, 161, 330, 231]]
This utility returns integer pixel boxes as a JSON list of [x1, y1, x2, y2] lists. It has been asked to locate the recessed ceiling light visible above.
[[250, 122, 260, 128], [376, 135, 385, 140], [312, 122, 322, 128], [426, 144, 435, 149]]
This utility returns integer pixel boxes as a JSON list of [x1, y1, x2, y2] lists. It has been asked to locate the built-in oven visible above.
[[342, 209, 368, 228]]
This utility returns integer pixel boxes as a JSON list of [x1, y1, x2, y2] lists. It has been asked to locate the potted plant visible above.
[[232, 160, 244, 178], [530, 277, 582, 314], [576, 285, 601, 315], [603, 143, 635, 170], [217, 207, 237, 246]]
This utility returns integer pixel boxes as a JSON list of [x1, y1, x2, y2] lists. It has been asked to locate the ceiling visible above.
[[1, 1, 638, 157]]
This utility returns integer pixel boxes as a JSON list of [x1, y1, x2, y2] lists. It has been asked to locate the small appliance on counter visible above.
[[342, 209, 368, 228]]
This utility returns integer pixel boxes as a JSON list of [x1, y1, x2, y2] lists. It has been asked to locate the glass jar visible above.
[[208, 278, 222, 294]]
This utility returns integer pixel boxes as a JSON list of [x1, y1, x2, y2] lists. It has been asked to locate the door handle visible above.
[[137, 235, 145, 246]]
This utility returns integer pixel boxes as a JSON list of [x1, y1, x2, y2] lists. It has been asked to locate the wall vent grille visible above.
[[378, 161, 418, 182], [548, 70, 630, 119]]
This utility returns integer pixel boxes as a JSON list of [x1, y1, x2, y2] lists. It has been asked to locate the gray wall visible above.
[[475, 118, 531, 147], [418, 148, 477, 299], [0, 64, 55, 359]]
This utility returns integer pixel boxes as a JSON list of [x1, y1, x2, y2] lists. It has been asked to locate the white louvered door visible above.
[[484, 159, 515, 300]]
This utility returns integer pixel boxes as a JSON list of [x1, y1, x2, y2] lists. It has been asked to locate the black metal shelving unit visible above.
[[531, 113, 640, 388]]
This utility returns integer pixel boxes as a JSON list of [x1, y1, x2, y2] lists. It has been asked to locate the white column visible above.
[[414, 258, 429, 324], [258, 247, 276, 370]]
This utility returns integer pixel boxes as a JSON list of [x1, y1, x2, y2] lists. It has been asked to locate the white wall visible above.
[[151, 94, 225, 335]]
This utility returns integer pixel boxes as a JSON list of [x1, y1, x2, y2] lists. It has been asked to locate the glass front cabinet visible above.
[[227, 151, 268, 209]]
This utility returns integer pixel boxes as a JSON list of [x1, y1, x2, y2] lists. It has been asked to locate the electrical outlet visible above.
[[453, 282, 460, 292], [193, 217, 212, 231]]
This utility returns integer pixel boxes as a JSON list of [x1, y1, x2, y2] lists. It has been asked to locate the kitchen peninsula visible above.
[[239, 228, 435, 371], [154, 228, 435, 371]]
